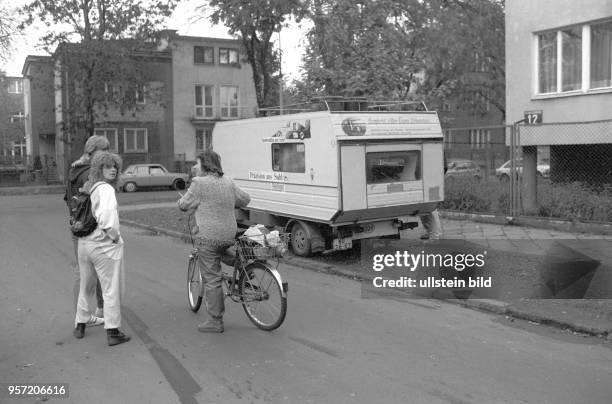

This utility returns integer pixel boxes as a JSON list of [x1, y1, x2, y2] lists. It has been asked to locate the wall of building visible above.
[[23, 57, 55, 161], [506, 0, 612, 125], [170, 36, 258, 161], [0, 76, 25, 159]]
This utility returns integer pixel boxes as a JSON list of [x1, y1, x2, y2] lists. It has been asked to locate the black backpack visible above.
[[69, 182, 103, 237]]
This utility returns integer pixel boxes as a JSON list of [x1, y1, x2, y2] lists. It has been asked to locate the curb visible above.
[[441, 210, 612, 236], [0, 185, 65, 196], [120, 218, 611, 338]]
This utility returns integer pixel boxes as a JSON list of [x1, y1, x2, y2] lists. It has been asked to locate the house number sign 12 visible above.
[[524, 110, 543, 125]]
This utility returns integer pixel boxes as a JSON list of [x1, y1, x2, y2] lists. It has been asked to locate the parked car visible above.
[[118, 164, 189, 192], [495, 159, 550, 181], [445, 159, 482, 181]]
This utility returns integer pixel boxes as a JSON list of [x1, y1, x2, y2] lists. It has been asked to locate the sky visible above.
[[1, 0, 308, 81]]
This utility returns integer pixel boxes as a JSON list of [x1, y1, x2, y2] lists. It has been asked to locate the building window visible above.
[[135, 84, 146, 104], [470, 129, 490, 149], [7, 79, 23, 94], [195, 85, 214, 118], [538, 31, 557, 93], [104, 83, 115, 101], [124, 128, 148, 152], [537, 19, 612, 94], [194, 46, 214, 64], [219, 48, 239, 65], [561, 27, 582, 91], [11, 142, 26, 157], [9, 112, 25, 123], [220, 86, 238, 118], [272, 143, 305, 173], [94, 128, 119, 152], [591, 20, 612, 89], [195, 128, 212, 151]]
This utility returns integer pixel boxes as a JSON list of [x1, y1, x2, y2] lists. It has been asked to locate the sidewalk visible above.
[[0, 184, 64, 196], [117, 203, 612, 340]]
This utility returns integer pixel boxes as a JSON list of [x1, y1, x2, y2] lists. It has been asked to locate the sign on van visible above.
[[333, 114, 442, 138]]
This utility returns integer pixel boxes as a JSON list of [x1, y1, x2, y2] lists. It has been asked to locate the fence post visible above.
[[510, 120, 525, 217], [522, 145, 538, 213]]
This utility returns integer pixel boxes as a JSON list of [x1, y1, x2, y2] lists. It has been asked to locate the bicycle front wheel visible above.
[[187, 255, 203, 312], [240, 262, 287, 331]]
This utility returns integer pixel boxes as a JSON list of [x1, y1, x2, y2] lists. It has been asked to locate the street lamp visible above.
[[278, 30, 283, 115]]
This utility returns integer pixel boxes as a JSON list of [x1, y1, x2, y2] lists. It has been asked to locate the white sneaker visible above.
[[86, 315, 104, 327]]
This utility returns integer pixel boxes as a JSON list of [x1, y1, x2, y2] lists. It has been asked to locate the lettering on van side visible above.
[[249, 171, 289, 182]]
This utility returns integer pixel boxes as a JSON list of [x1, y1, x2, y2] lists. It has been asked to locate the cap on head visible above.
[[84, 135, 110, 155]]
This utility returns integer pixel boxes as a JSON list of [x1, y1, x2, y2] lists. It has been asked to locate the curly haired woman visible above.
[[73, 151, 130, 346]]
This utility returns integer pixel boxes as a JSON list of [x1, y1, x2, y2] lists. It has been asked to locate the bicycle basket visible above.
[[236, 232, 290, 260]]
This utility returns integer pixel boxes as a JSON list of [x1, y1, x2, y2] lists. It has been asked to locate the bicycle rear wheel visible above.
[[239, 262, 287, 331], [187, 255, 203, 312]]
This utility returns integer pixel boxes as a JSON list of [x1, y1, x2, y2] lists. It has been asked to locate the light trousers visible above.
[[71, 235, 103, 313], [75, 239, 125, 329]]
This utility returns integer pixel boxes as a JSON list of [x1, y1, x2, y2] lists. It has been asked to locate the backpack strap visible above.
[[64, 165, 90, 203], [88, 181, 105, 196]]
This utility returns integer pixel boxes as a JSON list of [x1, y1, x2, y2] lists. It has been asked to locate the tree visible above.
[[19, 0, 180, 144], [0, 5, 19, 62], [298, 0, 426, 101], [204, 0, 305, 110], [416, 0, 505, 118], [294, 0, 505, 118]]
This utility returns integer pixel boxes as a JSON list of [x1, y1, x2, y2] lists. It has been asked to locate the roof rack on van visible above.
[[257, 97, 428, 116]]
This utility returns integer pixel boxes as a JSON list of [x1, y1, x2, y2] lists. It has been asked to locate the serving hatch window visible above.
[[272, 143, 305, 173], [366, 151, 421, 184]]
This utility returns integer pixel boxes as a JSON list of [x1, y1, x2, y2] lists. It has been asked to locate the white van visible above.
[[212, 100, 445, 256]]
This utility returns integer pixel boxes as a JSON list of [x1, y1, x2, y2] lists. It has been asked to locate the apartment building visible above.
[[506, 0, 612, 187], [23, 33, 258, 182], [161, 31, 258, 162], [0, 74, 26, 163]]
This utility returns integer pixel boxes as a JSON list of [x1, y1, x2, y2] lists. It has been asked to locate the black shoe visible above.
[[420, 234, 430, 240], [73, 323, 86, 339], [107, 328, 131, 346]]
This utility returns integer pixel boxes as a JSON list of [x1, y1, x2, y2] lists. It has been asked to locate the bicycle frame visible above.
[[187, 214, 287, 301]]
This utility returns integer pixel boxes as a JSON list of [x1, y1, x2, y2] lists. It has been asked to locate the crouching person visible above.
[[73, 151, 130, 346]]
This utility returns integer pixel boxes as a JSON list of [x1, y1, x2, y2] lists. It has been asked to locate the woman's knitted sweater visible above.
[[178, 175, 250, 246]]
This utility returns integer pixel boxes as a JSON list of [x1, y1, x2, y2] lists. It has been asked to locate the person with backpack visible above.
[[73, 151, 130, 346], [64, 135, 109, 326]]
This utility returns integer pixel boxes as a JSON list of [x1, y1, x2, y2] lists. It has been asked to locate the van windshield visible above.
[[366, 151, 421, 184]]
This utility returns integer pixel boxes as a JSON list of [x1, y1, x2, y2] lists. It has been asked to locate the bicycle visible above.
[[185, 214, 289, 331]]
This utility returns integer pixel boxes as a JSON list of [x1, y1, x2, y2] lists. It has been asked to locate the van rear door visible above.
[[340, 142, 424, 210]]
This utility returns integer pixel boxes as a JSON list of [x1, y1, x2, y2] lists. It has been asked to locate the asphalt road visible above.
[[1, 194, 611, 404]]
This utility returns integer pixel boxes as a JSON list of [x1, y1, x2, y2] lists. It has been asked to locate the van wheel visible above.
[[290, 223, 312, 257]]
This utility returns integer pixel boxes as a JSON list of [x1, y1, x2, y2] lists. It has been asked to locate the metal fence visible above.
[[441, 119, 612, 223], [0, 154, 58, 187]]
